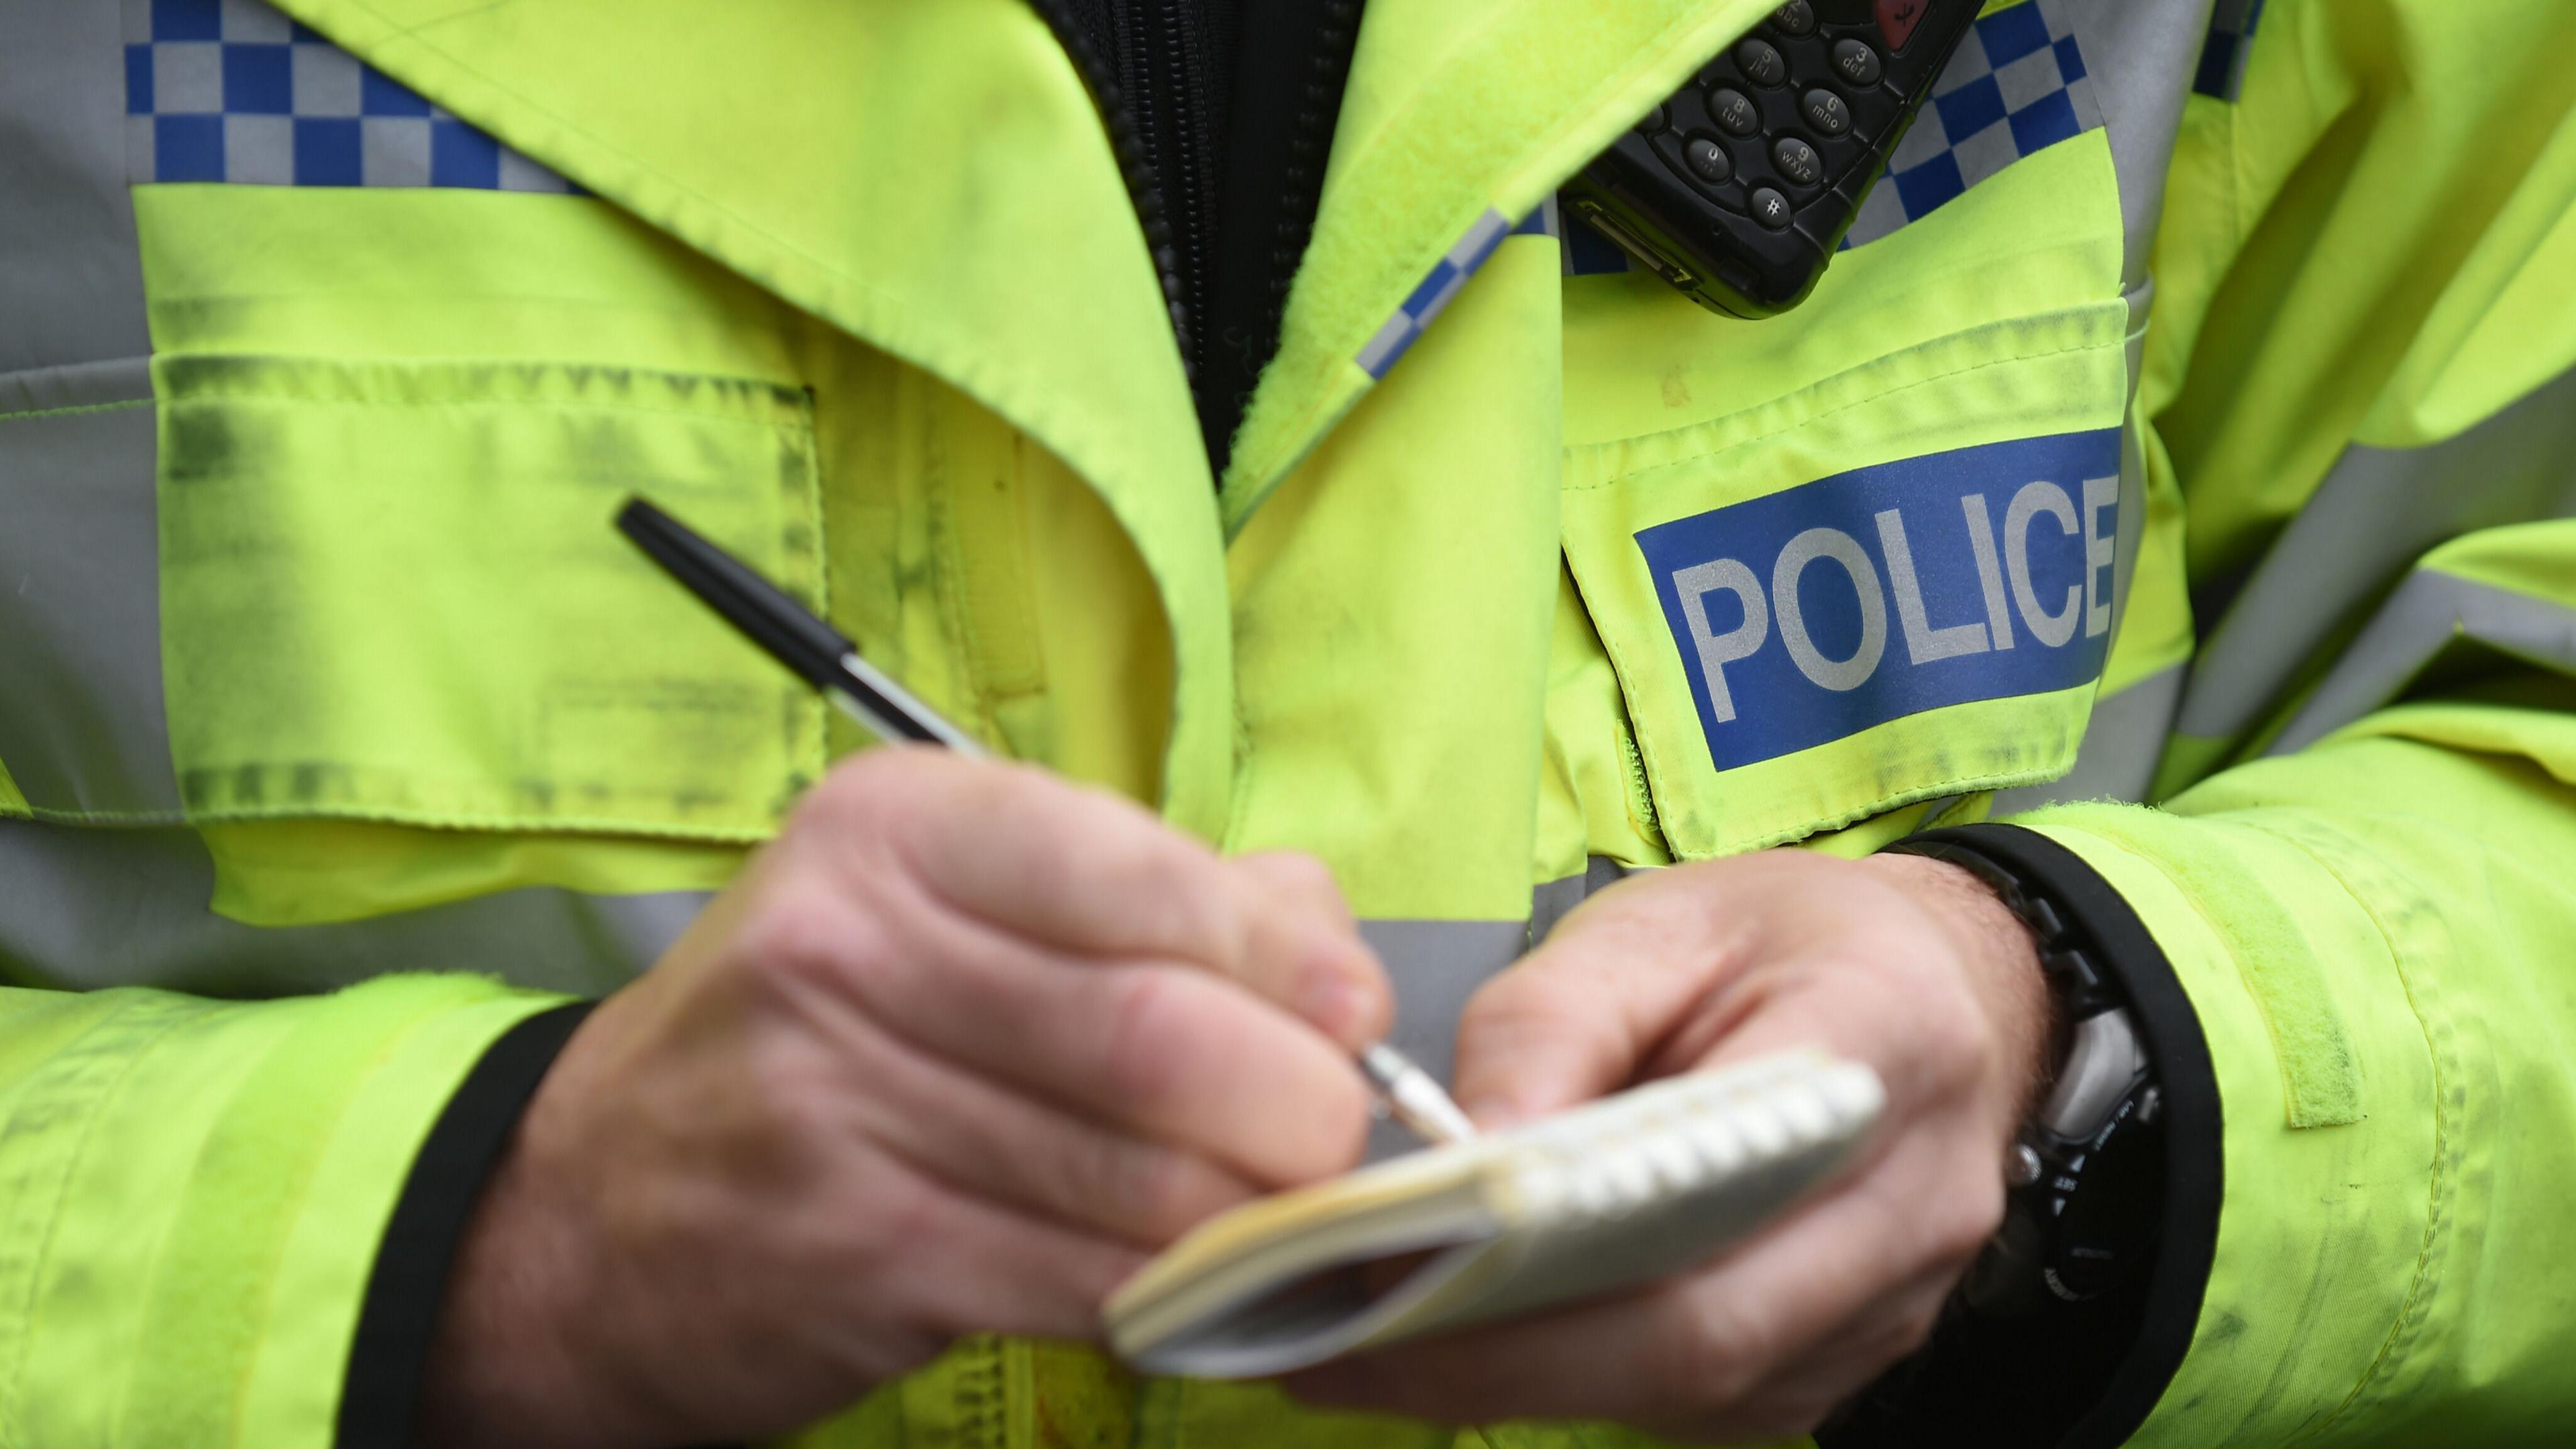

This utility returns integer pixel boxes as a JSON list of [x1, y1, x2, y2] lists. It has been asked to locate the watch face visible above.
[[2042, 1089, 2164, 1302]]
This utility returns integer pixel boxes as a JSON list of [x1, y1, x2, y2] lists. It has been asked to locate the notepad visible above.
[[1104, 1049, 1882, 1379]]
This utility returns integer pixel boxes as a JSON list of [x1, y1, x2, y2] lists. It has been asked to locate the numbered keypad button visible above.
[[1772, 136, 1822, 186], [1705, 87, 1760, 136], [1770, 1, 1817, 36], [1801, 88, 1851, 136], [1638, 101, 1668, 134], [1684, 137, 1733, 183], [1832, 38, 1884, 87], [1735, 38, 1786, 87]]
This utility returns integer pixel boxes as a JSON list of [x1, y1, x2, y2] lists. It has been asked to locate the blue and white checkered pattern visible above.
[[2191, 0, 2265, 101], [1354, 207, 1520, 380], [1841, 0, 2099, 248], [1560, 0, 2101, 274], [123, 0, 579, 192]]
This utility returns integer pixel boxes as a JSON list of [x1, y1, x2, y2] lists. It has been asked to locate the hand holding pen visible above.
[[616, 496, 1476, 1146]]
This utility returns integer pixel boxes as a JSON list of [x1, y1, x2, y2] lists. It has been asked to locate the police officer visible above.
[[3, 0, 2571, 1446]]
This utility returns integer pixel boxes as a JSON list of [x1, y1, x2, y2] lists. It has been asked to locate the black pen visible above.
[[616, 498, 985, 757], [616, 496, 1477, 1146]]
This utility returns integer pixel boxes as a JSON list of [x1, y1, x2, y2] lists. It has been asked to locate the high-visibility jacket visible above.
[[3, 0, 2573, 1444]]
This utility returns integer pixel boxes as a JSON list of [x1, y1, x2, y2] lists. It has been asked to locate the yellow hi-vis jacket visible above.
[[4, 0, 2575, 1444]]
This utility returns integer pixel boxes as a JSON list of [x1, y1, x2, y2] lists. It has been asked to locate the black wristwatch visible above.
[[1888, 837, 2165, 1316]]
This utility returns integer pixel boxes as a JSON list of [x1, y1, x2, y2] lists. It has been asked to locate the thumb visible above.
[[1450, 866, 1763, 1126]]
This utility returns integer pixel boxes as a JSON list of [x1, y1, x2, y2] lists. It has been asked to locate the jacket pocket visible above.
[[154, 354, 827, 841], [1558, 127, 2131, 857]]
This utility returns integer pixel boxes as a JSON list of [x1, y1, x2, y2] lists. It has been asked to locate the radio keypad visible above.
[[1599, 0, 1975, 313]]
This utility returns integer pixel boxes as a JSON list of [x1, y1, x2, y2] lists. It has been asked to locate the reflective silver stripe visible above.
[[0, 818, 706, 998], [1, 0, 170, 816], [2109, 274, 2153, 642], [1361, 916, 1526, 1159], [0, 359, 180, 817], [2065, 0, 2208, 288], [1990, 661, 2184, 812], [1528, 854, 1635, 946], [2269, 574, 2576, 757], [0, 0, 152, 372], [2176, 366, 2576, 741]]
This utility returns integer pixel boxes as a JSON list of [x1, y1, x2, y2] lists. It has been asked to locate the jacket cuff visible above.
[[1828, 821, 2221, 1449], [339, 999, 593, 1447]]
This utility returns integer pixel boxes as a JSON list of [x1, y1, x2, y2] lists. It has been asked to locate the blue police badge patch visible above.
[[1635, 430, 2120, 772]]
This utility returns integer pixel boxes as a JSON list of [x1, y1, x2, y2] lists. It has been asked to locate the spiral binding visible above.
[[1506, 1055, 1882, 1226]]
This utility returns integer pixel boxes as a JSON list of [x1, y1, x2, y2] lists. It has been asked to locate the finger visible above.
[[1448, 863, 1772, 1124], [1223, 852, 1392, 1046], [1640, 1261, 1960, 1444], [809, 748, 1256, 967], [806, 752, 1385, 1039], [802, 993, 1263, 1245], [844, 1155, 1148, 1346], [1289, 1136, 1960, 1424], [775, 880, 1373, 1186]]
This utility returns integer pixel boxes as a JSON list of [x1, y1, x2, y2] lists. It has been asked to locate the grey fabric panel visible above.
[[2109, 276, 2153, 641], [0, 359, 181, 815], [0, 818, 706, 1000], [1527, 873, 1589, 949], [1990, 661, 2184, 812], [1526, 854, 1635, 945], [0, 356, 151, 413], [0, 0, 153, 372], [2067, 0, 2214, 288], [1360, 916, 1525, 1159], [2176, 366, 2576, 741], [2268, 575, 2576, 756]]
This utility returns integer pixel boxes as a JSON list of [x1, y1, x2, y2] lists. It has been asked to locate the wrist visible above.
[[1861, 852, 2057, 1122], [418, 1008, 645, 1449]]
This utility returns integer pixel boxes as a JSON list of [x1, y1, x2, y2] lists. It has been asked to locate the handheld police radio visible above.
[[1562, 0, 1984, 317]]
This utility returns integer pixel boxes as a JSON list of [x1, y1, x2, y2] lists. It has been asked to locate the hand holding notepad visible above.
[[1105, 1049, 1882, 1377]]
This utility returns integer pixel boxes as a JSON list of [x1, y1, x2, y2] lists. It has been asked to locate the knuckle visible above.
[[734, 892, 857, 983], [1099, 971, 1202, 1117], [1101, 1140, 1201, 1241], [1671, 1297, 1776, 1409], [1932, 1179, 2007, 1264], [1277, 1068, 1373, 1181], [734, 887, 902, 1009], [1899, 974, 2000, 1097], [1458, 968, 1576, 1042], [1251, 851, 1344, 906]]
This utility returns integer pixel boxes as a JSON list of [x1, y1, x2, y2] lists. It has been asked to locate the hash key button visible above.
[[1772, 136, 1822, 186], [1749, 186, 1793, 229], [1832, 38, 1884, 87], [1801, 89, 1851, 136]]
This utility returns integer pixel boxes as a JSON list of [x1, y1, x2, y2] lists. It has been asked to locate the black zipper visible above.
[[1021, 0, 1197, 393], [1024, 0, 1365, 480], [1198, 0, 1361, 477], [1120, 0, 1221, 391]]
